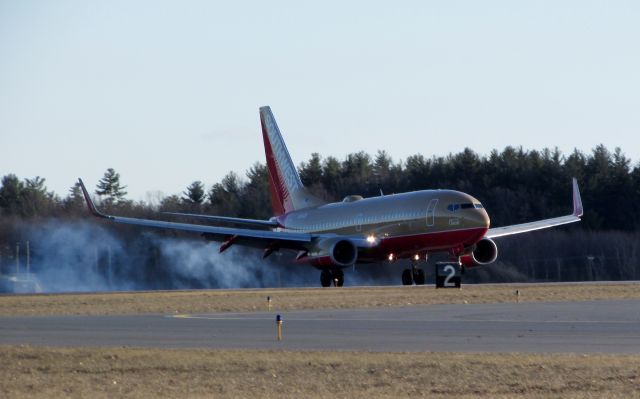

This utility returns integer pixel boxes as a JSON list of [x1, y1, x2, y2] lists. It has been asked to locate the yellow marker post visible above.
[[276, 314, 283, 341], [267, 296, 272, 311]]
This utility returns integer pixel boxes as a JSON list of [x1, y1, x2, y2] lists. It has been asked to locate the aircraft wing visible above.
[[485, 178, 583, 239], [79, 178, 379, 254], [78, 179, 310, 250], [162, 212, 278, 229]]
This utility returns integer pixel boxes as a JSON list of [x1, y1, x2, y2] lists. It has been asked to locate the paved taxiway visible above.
[[1, 300, 639, 353]]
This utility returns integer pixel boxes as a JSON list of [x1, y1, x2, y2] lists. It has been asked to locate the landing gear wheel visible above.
[[320, 269, 345, 287], [333, 269, 344, 287], [320, 270, 332, 287], [401, 269, 413, 286], [413, 269, 425, 285]]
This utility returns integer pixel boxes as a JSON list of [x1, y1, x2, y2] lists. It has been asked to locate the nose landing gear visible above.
[[401, 257, 426, 285]]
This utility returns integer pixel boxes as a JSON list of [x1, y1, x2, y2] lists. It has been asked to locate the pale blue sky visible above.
[[1, 1, 638, 201]]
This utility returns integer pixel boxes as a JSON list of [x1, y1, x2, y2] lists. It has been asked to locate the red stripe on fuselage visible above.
[[296, 227, 488, 266], [372, 227, 488, 259]]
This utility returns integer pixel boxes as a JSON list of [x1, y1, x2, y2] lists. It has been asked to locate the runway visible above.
[[1, 300, 640, 353]]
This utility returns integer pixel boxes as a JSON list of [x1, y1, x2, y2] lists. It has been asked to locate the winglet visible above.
[[572, 178, 583, 217], [78, 178, 110, 219]]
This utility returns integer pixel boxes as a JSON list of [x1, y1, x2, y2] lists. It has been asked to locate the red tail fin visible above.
[[260, 106, 325, 215]]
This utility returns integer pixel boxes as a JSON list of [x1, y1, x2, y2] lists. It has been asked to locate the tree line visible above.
[[1, 145, 639, 288], [2, 145, 638, 230]]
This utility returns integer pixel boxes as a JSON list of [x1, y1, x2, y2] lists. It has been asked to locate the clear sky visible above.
[[1, 1, 638, 201]]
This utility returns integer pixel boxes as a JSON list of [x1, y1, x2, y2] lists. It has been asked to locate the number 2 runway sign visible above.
[[435, 262, 461, 288]]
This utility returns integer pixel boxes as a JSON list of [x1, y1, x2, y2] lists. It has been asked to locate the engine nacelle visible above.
[[308, 238, 358, 267], [460, 238, 498, 267]]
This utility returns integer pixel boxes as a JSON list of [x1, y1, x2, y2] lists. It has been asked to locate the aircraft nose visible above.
[[467, 207, 490, 229]]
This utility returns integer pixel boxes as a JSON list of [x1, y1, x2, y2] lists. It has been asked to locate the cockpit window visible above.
[[448, 202, 484, 211]]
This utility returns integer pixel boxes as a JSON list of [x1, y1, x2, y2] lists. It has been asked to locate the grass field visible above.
[[3, 284, 639, 398], [1, 346, 639, 398], [1, 283, 639, 316]]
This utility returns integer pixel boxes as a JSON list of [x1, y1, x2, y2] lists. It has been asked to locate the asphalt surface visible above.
[[1, 300, 640, 353]]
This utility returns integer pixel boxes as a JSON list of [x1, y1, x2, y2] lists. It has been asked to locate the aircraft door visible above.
[[355, 213, 363, 232], [426, 199, 438, 227]]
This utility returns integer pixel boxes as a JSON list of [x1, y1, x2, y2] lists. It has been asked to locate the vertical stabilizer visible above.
[[260, 106, 325, 215]]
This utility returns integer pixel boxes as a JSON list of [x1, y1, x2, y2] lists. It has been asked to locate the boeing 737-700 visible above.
[[79, 106, 583, 287]]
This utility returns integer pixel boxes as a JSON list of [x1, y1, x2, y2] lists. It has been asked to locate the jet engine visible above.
[[460, 238, 498, 267], [308, 237, 358, 267]]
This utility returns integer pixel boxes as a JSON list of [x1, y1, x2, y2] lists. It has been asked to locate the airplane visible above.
[[79, 106, 583, 287]]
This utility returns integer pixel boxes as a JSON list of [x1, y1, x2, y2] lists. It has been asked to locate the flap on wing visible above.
[[163, 212, 278, 229]]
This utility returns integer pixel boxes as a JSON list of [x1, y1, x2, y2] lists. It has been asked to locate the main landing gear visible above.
[[320, 269, 344, 287], [402, 258, 425, 286]]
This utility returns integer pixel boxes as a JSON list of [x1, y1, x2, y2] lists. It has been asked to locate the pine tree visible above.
[[299, 153, 323, 186], [243, 163, 271, 219], [95, 168, 128, 205], [182, 181, 206, 206], [0, 174, 24, 215], [208, 172, 242, 216], [64, 181, 85, 212], [21, 176, 52, 217], [321, 156, 341, 198], [373, 150, 392, 190]]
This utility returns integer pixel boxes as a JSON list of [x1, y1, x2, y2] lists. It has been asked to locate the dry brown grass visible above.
[[1, 283, 639, 317], [2, 285, 639, 397], [1, 345, 639, 398]]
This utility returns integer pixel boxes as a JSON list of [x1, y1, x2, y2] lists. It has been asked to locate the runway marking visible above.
[[169, 314, 640, 324]]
